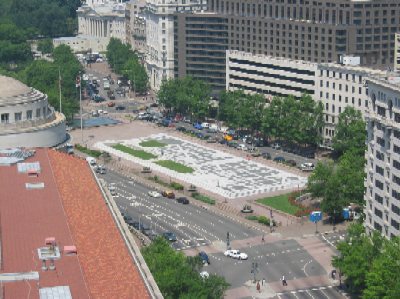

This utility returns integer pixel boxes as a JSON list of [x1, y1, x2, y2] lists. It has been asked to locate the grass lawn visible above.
[[112, 143, 157, 160], [155, 160, 194, 173], [257, 193, 300, 215], [139, 140, 167, 147]]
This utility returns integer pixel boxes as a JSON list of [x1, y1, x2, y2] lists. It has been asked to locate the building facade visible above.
[[364, 77, 400, 238], [0, 76, 66, 148], [395, 32, 400, 71], [126, 0, 147, 54], [225, 51, 391, 145], [144, 0, 207, 90], [226, 50, 317, 100], [174, 12, 228, 95], [209, 0, 400, 69], [76, 1, 126, 52]]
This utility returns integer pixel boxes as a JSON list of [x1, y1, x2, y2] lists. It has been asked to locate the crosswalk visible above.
[[275, 285, 342, 299]]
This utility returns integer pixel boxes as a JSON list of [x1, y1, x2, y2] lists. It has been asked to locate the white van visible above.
[[201, 122, 211, 129], [86, 157, 97, 166], [300, 163, 315, 171]]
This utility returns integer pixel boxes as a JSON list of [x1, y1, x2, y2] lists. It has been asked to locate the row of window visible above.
[[0, 108, 47, 124]]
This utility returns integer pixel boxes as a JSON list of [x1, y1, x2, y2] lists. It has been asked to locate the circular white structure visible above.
[[0, 75, 66, 148]]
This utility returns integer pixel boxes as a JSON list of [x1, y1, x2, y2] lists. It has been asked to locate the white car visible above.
[[148, 191, 161, 198], [224, 249, 248, 260], [200, 271, 209, 279]]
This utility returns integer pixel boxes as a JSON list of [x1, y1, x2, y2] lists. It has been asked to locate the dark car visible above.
[[198, 251, 210, 265], [115, 105, 126, 111], [150, 103, 159, 108], [176, 126, 187, 132], [196, 132, 204, 139], [123, 215, 133, 222], [177, 197, 189, 204], [274, 156, 286, 163], [286, 159, 297, 167], [162, 232, 177, 242], [261, 152, 271, 159]]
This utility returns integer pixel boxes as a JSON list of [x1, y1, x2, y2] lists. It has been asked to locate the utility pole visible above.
[[58, 68, 62, 114]]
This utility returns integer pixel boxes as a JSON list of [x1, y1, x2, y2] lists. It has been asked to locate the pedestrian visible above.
[[262, 278, 265, 286], [256, 281, 260, 293], [282, 276, 287, 286], [262, 234, 265, 243]]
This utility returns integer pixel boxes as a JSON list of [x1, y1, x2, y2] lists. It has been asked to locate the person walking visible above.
[[262, 278, 265, 286], [256, 281, 260, 293], [262, 234, 265, 243], [282, 276, 287, 286]]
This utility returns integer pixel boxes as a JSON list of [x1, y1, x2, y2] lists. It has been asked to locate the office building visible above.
[[174, 12, 228, 94], [364, 76, 400, 238], [144, 0, 206, 90], [395, 33, 400, 71], [209, 0, 400, 69]]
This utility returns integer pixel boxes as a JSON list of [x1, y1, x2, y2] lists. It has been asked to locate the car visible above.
[[108, 184, 117, 196], [237, 144, 248, 151], [107, 102, 115, 107], [162, 190, 175, 199], [95, 165, 106, 174], [201, 122, 210, 129], [86, 157, 97, 166], [224, 249, 248, 260], [177, 197, 189, 204], [261, 152, 271, 159], [115, 105, 126, 111], [193, 123, 203, 130], [176, 126, 187, 132], [272, 143, 281, 150], [198, 251, 210, 265], [273, 156, 286, 163], [241, 205, 254, 213], [148, 191, 161, 198], [123, 215, 133, 222], [150, 103, 159, 108], [206, 137, 218, 143], [162, 232, 177, 242], [200, 271, 210, 279], [286, 159, 297, 167], [300, 162, 315, 171], [196, 132, 205, 139]]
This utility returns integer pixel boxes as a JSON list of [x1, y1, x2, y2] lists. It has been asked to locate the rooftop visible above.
[[0, 148, 150, 298], [0, 75, 31, 98]]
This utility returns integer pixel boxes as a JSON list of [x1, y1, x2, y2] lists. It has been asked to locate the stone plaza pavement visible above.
[[94, 133, 307, 199]]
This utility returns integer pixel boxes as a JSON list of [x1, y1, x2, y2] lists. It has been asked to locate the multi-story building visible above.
[[144, 0, 207, 91], [316, 63, 386, 145], [174, 12, 228, 94], [209, 0, 400, 69], [126, 0, 147, 54], [225, 51, 389, 145], [364, 76, 400, 238], [395, 33, 400, 71], [75, 1, 126, 52], [226, 50, 317, 100]]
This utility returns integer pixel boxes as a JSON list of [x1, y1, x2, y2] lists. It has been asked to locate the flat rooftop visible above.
[[0, 148, 150, 298]]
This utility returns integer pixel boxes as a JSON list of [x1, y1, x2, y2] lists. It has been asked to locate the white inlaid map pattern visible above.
[[95, 133, 307, 199]]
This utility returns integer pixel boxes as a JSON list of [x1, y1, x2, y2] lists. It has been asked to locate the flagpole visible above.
[[59, 68, 62, 113]]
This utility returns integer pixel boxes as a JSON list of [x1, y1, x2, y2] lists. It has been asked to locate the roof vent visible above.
[[63, 246, 77, 256]]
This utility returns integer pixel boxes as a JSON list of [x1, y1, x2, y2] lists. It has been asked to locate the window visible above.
[[375, 194, 383, 204], [26, 110, 32, 120], [36, 108, 41, 118], [374, 207, 383, 218], [14, 112, 22, 121], [376, 165, 384, 176], [1, 113, 9, 123], [375, 179, 384, 190]]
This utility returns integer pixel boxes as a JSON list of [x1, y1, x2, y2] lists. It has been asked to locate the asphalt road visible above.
[[101, 170, 260, 251], [274, 285, 343, 299]]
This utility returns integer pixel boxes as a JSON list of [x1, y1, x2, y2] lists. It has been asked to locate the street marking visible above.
[[306, 289, 315, 299], [321, 234, 335, 247], [301, 260, 313, 277]]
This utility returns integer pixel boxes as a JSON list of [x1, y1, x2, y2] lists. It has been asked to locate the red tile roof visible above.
[[0, 149, 150, 299], [0, 148, 90, 299], [48, 149, 150, 299]]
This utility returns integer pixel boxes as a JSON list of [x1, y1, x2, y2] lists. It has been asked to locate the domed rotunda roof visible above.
[[0, 75, 31, 98]]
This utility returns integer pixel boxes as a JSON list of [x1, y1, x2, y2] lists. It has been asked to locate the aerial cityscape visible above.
[[0, 0, 400, 298]]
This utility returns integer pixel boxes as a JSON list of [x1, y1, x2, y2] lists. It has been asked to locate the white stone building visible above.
[[144, 0, 206, 91], [225, 51, 389, 146], [0, 76, 66, 148], [395, 33, 400, 71], [364, 76, 400, 238], [126, 0, 147, 55]]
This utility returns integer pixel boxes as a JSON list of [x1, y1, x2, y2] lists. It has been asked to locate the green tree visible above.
[[332, 224, 383, 295], [363, 237, 400, 299], [37, 38, 54, 54], [142, 238, 229, 298], [332, 107, 366, 156], [123, 58, 148, 94], [307, 161, 335, 198]]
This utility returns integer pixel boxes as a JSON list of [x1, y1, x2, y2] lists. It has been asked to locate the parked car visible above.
[[261, 152, 271, 160], [176, 126, 186, 132], [148, 191, 162, 198], [115, 105, 126, 111], [198, 251, 210, 265], [177, 197, 189, 204], [162, 190, 175, 199], [107, 102, 115, 107], [237, 144, 248, 151], [272, 143, 281, 150], [162, 232, 177, 242], [95, 165, 106, 174], [224, 249, 248, 260], [200, 271, 209, 279], [273, 156, 286, 163], [300, 162, 315, 171], [193, 123, 203, 130], [286, 159, 297, 167]]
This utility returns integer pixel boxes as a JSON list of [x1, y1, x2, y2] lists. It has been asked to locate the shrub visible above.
[[258, 216, 270, 226], [170, 182, 184, 190], [245, 215, 258, 221], [191, 192, 216, 205], [74, 144, 102, 158]]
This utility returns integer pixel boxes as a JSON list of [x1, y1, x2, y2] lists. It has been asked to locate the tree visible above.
[[37, 38, 54, 54], [363, 237, 400, 299], [332, 224, 384, 295], [142, 238, 229, 298], [307, 161, 335, 198], [332, 107, 366, 156]]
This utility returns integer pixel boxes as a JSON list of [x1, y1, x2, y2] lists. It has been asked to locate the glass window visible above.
[[26, 110, 32, 120]]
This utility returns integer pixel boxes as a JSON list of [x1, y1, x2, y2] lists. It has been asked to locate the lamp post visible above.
[[76, 72, 83, 143]]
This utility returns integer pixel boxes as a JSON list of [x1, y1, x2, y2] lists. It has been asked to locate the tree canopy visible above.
[[0, 23, 32, 68], [106, 38, 148, 94], [332, 107, 366, 157], [142, 238, 229, 298], [158, 77, 211, 121]]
